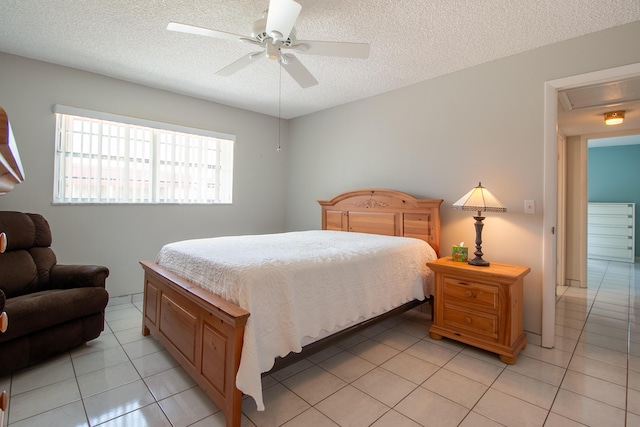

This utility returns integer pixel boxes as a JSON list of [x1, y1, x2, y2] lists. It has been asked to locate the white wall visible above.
[[0, 53, 288, 297], [284, 21, 640, 335]]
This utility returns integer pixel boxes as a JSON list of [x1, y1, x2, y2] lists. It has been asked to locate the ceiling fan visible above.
[[167, 0, 370, 88]]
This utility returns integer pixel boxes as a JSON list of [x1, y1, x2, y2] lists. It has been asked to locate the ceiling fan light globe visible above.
[[266, 42, 280, 60]]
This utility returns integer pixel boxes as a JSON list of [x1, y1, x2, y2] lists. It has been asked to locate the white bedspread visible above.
[[155, 230, 436, 410]]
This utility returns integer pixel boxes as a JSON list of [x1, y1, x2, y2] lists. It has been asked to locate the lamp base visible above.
[[468, 257, 490, 267], [469, 214, 490, 267]]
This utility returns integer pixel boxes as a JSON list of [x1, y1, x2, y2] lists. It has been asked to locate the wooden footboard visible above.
[[141, 259, 430, 426], [140, 260, 249, 427]]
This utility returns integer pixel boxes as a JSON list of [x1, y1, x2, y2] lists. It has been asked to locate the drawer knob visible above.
[[464, 317, 472, 324], [464, 290, 473, 297]]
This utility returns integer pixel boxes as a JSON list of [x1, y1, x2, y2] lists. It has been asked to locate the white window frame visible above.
[[53, 105, 235, 204]]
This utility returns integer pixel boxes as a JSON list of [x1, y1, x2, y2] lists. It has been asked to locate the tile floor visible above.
[[1, 259, 638, 426]]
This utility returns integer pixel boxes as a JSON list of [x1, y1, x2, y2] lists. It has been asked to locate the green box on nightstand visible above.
[[452, 245, 468, 262]]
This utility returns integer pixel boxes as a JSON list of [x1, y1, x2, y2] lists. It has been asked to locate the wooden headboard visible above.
[[318, 189, 443, 257]]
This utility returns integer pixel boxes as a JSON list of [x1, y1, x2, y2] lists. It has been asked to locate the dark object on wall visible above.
[[0, 211, 109, 375], [0, 106, 25, 195]]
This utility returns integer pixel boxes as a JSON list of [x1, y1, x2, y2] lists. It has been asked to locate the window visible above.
[[53, 105, 234, 204]]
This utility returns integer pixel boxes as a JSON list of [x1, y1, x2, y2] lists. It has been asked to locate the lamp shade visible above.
[[452, 182, 507, 213]]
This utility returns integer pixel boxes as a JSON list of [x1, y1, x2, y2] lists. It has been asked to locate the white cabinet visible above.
[[588, 203, 635, 263]]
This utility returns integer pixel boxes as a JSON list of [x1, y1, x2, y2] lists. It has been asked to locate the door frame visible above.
[[556, 133, 566, 290]]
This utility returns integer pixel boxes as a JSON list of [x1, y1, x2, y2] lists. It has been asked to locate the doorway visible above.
[[543, 62, 640, 348], [584, 132, 640, 268]]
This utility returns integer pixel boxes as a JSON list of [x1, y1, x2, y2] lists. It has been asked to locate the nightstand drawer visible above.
[[442, 277, 498, 311], [442, 305, 498, 340]]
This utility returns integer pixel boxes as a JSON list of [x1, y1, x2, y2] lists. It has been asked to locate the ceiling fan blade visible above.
[[288, 40, 370, 59], [266, 0, 301, 41], [216, 52, 264, 76], [280, 54, 318, 88], [167, 22, 245, 42]]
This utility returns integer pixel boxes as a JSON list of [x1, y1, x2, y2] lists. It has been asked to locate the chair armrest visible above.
[[0, 289, 5, 313], [50, 265, 109, 290]]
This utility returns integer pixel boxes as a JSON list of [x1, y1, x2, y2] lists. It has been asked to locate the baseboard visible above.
[[107, 293, 143, 307]]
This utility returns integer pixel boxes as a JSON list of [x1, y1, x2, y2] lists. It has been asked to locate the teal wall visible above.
[[588, 144, 640, 258]]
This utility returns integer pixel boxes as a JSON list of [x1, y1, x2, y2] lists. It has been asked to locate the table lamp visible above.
[[452, 182, 506, 266]]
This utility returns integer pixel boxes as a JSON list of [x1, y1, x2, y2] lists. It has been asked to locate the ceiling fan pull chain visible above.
[[277, 64, 282, 152]]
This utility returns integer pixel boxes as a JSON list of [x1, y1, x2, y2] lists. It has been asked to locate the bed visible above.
[[140, 188, 442, 427]]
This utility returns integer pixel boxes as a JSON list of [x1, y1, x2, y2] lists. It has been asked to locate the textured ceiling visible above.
[[0, 1, 639, 119]]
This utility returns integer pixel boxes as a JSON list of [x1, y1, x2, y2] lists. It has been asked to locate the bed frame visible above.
[[140, 189, 442, 427]]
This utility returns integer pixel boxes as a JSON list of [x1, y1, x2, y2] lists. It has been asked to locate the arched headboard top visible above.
[[318, 189, 443, 256]]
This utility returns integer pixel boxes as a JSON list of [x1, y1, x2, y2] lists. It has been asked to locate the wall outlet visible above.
[[524, 200, 535, 214]]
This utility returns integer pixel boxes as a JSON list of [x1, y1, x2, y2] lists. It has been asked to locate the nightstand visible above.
[[427, 256, 530, 364]]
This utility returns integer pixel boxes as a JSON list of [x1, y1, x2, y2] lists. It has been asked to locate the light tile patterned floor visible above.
[[1, 259, 638, 426]]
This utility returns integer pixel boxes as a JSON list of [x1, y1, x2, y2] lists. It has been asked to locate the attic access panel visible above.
[[559, 75, 640, 111]]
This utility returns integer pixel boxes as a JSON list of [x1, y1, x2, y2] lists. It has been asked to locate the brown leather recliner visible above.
[[0, 211, 109, 376]]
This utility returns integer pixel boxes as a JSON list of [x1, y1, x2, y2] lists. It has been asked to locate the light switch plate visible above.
[[524, 200, 535, 214]]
